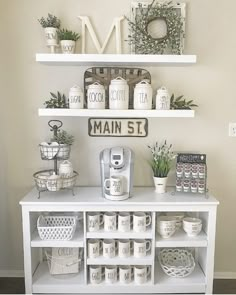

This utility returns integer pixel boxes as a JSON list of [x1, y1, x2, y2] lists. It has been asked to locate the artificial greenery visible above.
[[44, 92, 68, 108], [125, 0, 184, 54], [52, 130, 74, 145], [148, 141, 175, 178], [38, 13, 60, 29], [57, 29, 80, 41], [170, 94, 198, 110]]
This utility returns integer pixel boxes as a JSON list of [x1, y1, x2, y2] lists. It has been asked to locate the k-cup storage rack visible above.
[[20, 187, 218, 294]]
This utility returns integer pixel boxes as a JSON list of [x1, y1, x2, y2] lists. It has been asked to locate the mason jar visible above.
[[87, 82, 105, 109], [109, 77, 129, 109], [69, 85, 84, 109], [134, 80, 153, 110]]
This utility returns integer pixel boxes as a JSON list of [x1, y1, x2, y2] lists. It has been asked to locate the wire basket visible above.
[[39, 143, 71, 160], [37, 215, 77, 240], [45, 248, 83, 275], [33, 170, 78, 192], [159, 248, 195, 278]]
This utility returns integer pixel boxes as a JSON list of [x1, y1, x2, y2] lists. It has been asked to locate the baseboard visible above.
[[214, 272, 236, 279], [0, 269, 24, 277]]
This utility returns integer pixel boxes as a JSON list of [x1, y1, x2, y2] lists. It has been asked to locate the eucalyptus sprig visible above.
[[38, 13, 60, 29], [170, 94, 198, 110], [148, 141, 175, 178], [44, 92, 68, 108], [57, 29, 80, 41]]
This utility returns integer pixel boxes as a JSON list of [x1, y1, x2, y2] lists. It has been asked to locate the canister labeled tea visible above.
[[69, 85, 84, 109], [109, 77, 129, 110], [87, 82, 105, 109], [134, 80, 153, 110]]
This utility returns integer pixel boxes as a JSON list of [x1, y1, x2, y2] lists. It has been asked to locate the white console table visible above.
[[20, 187, 218, 294]]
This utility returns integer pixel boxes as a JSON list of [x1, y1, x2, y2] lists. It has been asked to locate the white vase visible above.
[[60, 40, 76, 54], [44, 27, 58, 46], [153, 176, 168, 194]]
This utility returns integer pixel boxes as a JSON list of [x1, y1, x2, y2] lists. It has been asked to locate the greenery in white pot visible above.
[[148, 141, 175, 193], [51, 130, 74, 160], [38, 14, 61, 50], [57, 29, 80, 54]]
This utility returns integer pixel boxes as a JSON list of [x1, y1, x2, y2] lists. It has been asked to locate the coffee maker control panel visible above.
[[110, 147, 124, 169]]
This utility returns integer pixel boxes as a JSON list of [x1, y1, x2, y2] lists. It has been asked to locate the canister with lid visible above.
[[155, 86, 170, 110], [69, 85, 84, 109], [87, 82, 105, 109], [134, 80, 153, 110], [109, 77, 129, 110]]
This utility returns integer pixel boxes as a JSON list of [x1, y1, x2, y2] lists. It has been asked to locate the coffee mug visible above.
[[103, 239, 117, 258], [118, 239, 133, 258], [105, 265, 117, 284], [133, 212, 151, 232], [118, 212, 132, 232], [104, 212, 117, 232], [104, 176, 123, 196], [119, 265, 133, 284], [90, 265, 104, 284], [88, 239, 102, 258], [87, 212, 104, 232], [134, 265, 151, 284], [133, 239, 151, 258]]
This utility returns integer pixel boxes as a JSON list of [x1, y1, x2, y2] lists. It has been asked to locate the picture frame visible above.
[[128, 1, 186, 55]]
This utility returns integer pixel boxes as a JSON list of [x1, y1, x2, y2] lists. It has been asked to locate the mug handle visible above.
[[99, 214, 104, 225], [147, 266, 151, 278], [104, 179, 111, 190], [99, 240, 103, 253], [130, 240, 134, 251], [146, 240, 151, 253], [146, 214, 152, 227]]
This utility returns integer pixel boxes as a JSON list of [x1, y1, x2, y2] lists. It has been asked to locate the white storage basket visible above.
[[46, 247, 83, 275], [37, 215, 77, 241], [159, 248, 195, 278]]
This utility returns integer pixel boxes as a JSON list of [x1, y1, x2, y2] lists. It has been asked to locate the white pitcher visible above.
[[156, 86, 170, 110], [109, 77, 129, 109], [134, 80, 153, 110]]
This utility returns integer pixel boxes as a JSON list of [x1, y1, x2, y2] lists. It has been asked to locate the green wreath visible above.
[[125, 1, 184, 55]]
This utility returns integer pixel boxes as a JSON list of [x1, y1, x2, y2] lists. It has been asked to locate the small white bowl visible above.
[[183, 217, 202, 226]]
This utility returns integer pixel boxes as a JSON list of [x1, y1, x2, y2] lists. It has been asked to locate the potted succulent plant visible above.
[[148, 141, 175, 194], [38, 14, 61, 51], [170, 94, 198, 110], [57, 29, 80, 54], [52, 130, 74, 159]]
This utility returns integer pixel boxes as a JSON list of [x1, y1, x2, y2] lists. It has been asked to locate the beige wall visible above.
[[1, 0, 236, 274]]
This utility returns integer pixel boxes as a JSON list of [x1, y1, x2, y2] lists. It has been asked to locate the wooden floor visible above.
[[0, 278, 235, 294]]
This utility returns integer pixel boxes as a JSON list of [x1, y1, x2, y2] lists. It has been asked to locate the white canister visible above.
[[69, 85, 84, 109], [87, 82, 105, 109], [134, 80, 153, 110], [155, 86, 170, 110], [109, 77, 129, 110], [59, 160, 73, 178]]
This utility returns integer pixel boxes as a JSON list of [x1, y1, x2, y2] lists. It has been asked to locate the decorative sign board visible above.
[[88, 118, 148, 137], [177, 153, 206, 164]]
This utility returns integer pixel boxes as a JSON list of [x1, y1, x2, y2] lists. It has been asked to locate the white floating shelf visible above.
[[87, 255, 153, 266], [38, 108, 195, 118], [155, 229, 208, 248], [36, 53, 197, 66], [86, 228, 152, 239], [31, 229, 84, 248]]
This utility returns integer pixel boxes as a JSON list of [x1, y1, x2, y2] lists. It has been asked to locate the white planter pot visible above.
[[109, 77, 129, 110], [153, 176, 168, 194], [134, 80, 153, 110], [44, 27, 58, 46], [69, 85, 84, 109], [60, 40, 76, 54]]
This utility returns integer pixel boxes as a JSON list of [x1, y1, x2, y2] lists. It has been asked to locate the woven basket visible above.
[[37, 215, 77, 240], [39, 144, 71, 160], [159, 249, 195, 278]]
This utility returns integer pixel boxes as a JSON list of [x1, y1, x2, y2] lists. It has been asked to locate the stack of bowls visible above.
[[157, 216, 177, 239], [183, 217, 202, 237], [165, 212, 185, 230]]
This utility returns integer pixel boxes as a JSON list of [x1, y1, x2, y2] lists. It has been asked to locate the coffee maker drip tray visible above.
[[104, 193, 129, 201]]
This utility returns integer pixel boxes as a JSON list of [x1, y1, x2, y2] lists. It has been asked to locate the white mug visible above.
[[88, 239, 102, 258], [104, 176, 123, 196], [104, 212, 117, 232], [105, 265, 117, 284], [119, 266, 133, 284], [90, 265, 104, 284], [118, 239, 132, 258], [134, 265, 151, 284], [87, 212, 104, 232], [133, 212, 151, 232], [118, 212, 132, 232], [103, 239, 117, 258], [133, 239, 151, 258]]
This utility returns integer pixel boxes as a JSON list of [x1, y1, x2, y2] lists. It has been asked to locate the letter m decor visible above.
[[78, 16, 124, 54]]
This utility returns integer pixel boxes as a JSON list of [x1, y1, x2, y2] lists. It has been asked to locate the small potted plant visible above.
[[44, 91, 68, 108], [170, 94, 198, 110], [38, 14, 61, 51], [57, 28, 80, 54], [52, 130, 74, 159], [148, 140, 175, 194]]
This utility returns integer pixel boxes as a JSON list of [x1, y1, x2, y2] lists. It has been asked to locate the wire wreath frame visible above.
[[126, 1, 185, 55]]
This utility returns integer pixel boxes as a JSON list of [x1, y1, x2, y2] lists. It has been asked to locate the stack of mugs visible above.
[[89, 265, 151, 285], [182, 217, 202, 237], [87, 211, 152, 232], [157, 216, 177, 239]]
